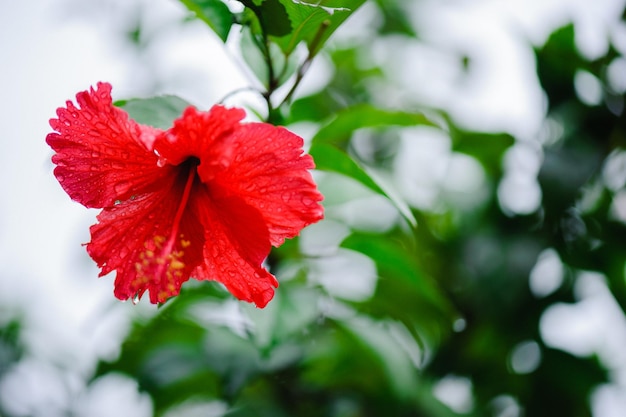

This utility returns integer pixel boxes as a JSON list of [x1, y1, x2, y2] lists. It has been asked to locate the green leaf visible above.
[[115, 95, 192, 130], [272, 0, 367, 55], [241, 0, 292, 37], [308, 105, 439, 228], [239, 25, 298, 88], [310, 143, 417, 228], [239, 25, 271, 87], [0, 319, 23, 377], [374, 0, 418, 37], [447, 123, 515, 178], [341, 231, 455, 326], [179, 0, 234, 42], [310, 143, 382, 193], [289, 89, 344, 122], [312, 104, 438, 147]]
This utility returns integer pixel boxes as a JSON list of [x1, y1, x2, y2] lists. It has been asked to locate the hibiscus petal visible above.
[[46, 82, 165, 208], [154, 105, 245, 167], [190, 187, 278, 308], [87, 165, 205, 304], [203, 123, 324, 246]]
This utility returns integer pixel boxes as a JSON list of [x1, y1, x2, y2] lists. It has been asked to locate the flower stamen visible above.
[[135, 160, 198, 301]]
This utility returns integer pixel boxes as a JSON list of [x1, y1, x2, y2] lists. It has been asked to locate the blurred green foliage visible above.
[[95, 1, 626, 416], [3, 0, 626, 416]]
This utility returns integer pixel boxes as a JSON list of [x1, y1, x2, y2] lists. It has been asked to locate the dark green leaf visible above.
[[449, 128, 515, 178], [179, 0, 234, 42], [341, 231, 455, 341], [243, 0, 292, 37], [374, 0, 418, 37], [0, 319, 23, 378]]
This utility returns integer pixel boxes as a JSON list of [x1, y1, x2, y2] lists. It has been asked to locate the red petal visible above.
[[46, 82, 165, 208], [190, 187, 277, 308], [201, 122, 324, 246], [154, 105, 245, 167], [87, 165, 205, 304]]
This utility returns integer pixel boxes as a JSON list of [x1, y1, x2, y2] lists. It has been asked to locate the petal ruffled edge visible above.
[[46, 82, 165, 208]]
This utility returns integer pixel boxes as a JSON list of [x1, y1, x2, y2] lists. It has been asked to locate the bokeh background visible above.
[[2, 0, 626, 416]]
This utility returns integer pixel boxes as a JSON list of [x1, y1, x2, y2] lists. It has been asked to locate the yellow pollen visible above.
[[135, 232, 192, 300], [153, 236, 166, 249], [170, 260, 185, 270]]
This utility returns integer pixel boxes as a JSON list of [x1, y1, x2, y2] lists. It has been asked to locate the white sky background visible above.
[[1, 0, 626, 416]]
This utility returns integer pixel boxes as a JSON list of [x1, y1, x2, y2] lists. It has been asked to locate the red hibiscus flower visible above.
[[46, 82, 323, 308]]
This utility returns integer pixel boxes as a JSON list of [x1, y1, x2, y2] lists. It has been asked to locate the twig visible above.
[[217, 86, 265, 105]]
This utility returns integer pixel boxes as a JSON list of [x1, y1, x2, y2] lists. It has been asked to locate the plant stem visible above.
[[278, 20, 330, 108]]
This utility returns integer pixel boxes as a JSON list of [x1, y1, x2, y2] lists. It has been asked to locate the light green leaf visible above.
[[312, 103, 438, 146], [115, 95, 192, 129], [308, 104, 439, 228], [310, 143, 417, 228], [240, 25, 270, 87], [273, 0, 367, 55]]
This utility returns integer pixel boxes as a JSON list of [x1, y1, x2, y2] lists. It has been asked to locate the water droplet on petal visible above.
[[281, 192, 291, 202], [132, 293, 140, 304], [114, 181, 130, 194], [91, 151, 100, 158], [302, 197, 314, 206]]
